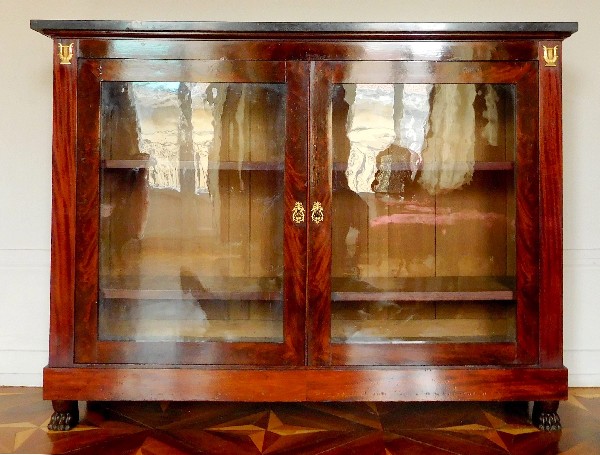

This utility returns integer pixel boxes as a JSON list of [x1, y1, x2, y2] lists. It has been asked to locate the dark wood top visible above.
[[30, 20, 577, 40]]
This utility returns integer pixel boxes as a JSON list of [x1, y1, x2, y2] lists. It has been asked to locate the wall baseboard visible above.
[[0, 374, 43, 387], [1, 349, 598, 388], [565, 350, 600, 387], [567, 375, 600, 388], [0, 350, 47, 387]]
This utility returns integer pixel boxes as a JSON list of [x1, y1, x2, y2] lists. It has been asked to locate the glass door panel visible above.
[[99, 81, 286, 344], [310, 59, 539, 366], [331, 82, 517, 345]]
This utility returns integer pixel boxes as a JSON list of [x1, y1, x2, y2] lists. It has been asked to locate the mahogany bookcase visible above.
[[30, 20, 577, 431]]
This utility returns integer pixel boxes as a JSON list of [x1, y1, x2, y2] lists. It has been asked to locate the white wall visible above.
[[1, 0, 598, 386]]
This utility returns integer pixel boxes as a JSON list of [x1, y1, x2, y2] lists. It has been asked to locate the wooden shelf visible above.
[[332, 318, 513, 343], [101, 275, 283, 302], [101, 288, 282, 301], [331, 276, 515, 302], [100, 276, 513, 302], [104, 160, 513, 172], [102, 159, 284, 171], [332, 161, 514, 172], [100, 319, 283, 343], [99, 317, 511, 344]]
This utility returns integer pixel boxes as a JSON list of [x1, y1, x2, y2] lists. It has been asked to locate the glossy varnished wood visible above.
[[282, 61, 310, 365], [76, 39, 543, 62], [325, 60, 539, 84], [307, 61, 333, 366], [538, 41, 564, 367], [73, 59, 101, 363], [513, 56, 541, 365], [43, 367, 568, 402], [91, 59, 286, 83], [330, 343, 519, 366], [33, 22, 575, 426], [49, 39, 78, 367], [93, 341, 298, 366], [74, 56, 304, 366], [314, 59, 540, 367]]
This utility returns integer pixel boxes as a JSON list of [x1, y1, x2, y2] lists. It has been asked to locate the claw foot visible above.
[[532, 401, 561, 431], [534, 411, 561, 431], [48, 401, 79, 431]]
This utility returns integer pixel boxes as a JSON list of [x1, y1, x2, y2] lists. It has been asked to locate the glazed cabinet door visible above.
[[308, 59, 539, 366], [74, 58, 307, 365]]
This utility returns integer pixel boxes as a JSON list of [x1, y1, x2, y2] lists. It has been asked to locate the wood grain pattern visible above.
[[9, 386, 600, 452], [330, 342, 518, 366], [49, 39, 78, 367], [317, 59, 540, 367], [77, 39, 542, 63], [73, 57, 304, 366], [282, 61, 309, 365], [327, 61, 538, 84], [73, 59, 102, 363], [94, 340, 295, 365], [307, 61, 333, 366], [94, 59, 286, 83], [514, 60, 540, 364], [538, 41, 564, 367], [43, 366, 568, 402], [36, 23, 573, 414]]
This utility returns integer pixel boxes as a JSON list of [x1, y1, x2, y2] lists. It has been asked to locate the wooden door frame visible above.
[[73, 57, 308, 366], [307, 59, 540, 366]]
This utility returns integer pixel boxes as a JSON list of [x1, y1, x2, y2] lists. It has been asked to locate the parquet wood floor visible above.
[[0, 387, 598, 454]]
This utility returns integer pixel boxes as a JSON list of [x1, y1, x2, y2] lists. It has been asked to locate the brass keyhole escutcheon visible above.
[[311, 202, 324, 224], [292, 202, 305, 224]]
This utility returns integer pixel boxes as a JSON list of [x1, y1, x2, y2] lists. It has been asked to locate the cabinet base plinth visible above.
[[43, 366, 568, 403]]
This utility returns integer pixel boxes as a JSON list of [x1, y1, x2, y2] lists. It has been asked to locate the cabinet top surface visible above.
[[30, 20, 577, 39]]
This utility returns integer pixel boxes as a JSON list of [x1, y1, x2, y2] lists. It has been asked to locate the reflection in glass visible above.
[[99, 82, 286, 342], [331, 83, 516, 344]]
